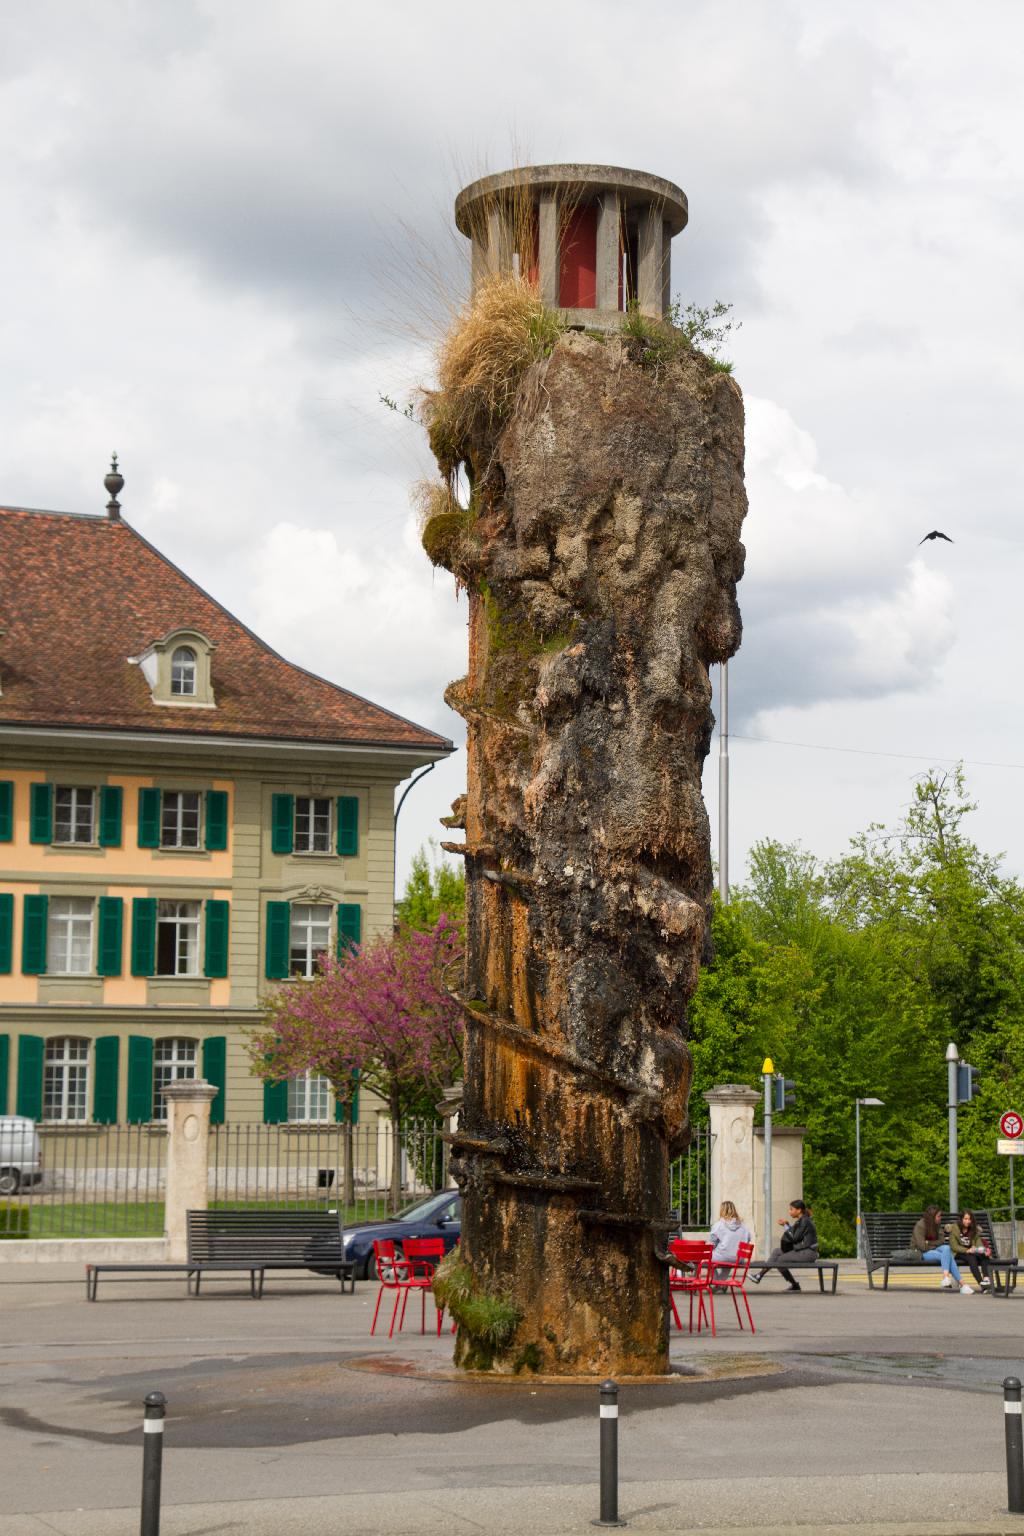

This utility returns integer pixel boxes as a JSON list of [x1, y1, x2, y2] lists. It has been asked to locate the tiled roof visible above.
[[0, 506, 451, 753]]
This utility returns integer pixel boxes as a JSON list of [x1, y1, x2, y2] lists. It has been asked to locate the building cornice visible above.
[[0, 723, 453, 765]]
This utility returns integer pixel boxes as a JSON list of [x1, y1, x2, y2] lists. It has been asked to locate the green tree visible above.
[[397, 842, 465, 932], [688, 769, 1024, 1253]]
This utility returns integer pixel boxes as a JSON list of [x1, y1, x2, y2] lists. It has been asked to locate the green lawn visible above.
[[0, 1197, 393, 1240]]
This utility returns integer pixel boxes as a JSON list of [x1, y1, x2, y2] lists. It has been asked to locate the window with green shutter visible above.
[[202, 1036, 226, 1124], [137, 787, 161, 849], [97, 897, 124, 977], [337, 796, 359, 857], [263, 1077, 288, 1124], [92, 1037, 120, 1124], [98, 785, 123, 848], [271, 793, 294, 855], [0, 1035, 9, 1115], [0, 894, 13, 975], [21, 894, 48, 975], [16, 1035, 44, 1120], [131, 898, 157, 976], [29, 783, 53, 845], [337, 903, 361, 957], [0, 781, 13, 843], [205, 789, 229, 851], [265, 900, 290, 979], [126, 1036, 154, 1123], [204, 900, 230, 978]]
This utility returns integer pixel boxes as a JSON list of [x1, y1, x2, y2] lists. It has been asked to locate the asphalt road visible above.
[[1, 1262, 1023, 1534]]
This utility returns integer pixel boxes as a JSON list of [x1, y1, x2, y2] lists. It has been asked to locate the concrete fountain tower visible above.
[[454, 163, 688, 328]]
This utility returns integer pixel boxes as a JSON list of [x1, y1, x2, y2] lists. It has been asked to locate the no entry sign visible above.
[[1000, 1111, 1024, 1139]]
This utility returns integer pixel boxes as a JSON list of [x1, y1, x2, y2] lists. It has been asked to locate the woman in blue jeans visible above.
[[912, 1204, 973, 1294]]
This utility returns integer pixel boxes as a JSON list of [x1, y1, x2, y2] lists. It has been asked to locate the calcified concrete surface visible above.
[[431, 330, 746, 1374]]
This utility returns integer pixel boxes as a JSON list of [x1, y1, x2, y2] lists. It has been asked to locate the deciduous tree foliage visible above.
[[689, 768, 1024, 1252], [248, 916, 464, 1205]]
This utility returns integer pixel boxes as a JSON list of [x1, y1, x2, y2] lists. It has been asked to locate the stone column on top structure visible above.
[[163, 1080, 218, 1262], [702, 1083, 760, 1243]]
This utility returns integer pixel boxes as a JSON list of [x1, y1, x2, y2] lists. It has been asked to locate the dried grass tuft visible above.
[[425, 274, 563, 468]]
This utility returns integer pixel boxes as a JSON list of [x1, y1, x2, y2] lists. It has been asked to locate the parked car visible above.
[[341, 1189, 461, 1279], [0, 1117, 43, 1196]]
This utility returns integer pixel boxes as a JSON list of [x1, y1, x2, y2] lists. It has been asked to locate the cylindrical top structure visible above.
[[455, 163, 687, 329]]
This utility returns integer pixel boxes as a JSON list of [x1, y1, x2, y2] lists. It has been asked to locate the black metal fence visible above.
[[0, 1120, 713, 1239]]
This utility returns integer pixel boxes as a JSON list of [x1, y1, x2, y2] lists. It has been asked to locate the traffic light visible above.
[[957, 1063, 980, 1104], [773, 1076, 796, 1113]]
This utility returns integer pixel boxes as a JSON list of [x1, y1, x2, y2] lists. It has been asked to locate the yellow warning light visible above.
[[762, 1058, 775, 1075]]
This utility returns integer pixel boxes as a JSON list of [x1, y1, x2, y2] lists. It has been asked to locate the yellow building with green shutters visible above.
[[0, 478, 451, 1130]]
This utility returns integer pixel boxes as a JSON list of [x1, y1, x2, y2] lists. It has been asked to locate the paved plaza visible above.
[[2, 1261, 1024, 1534]]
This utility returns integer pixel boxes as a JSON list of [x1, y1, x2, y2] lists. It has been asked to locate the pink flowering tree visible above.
[[248, 917, 463, 1208]]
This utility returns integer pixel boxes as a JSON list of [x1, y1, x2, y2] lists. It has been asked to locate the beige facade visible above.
[[0, 724, 445, 1128]]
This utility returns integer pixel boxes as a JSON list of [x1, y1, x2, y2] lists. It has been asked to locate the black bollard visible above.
[[592, 1379, 626, 1528], [141, 1391, 166, 1536], [1006, 1378, 1024, 1516]]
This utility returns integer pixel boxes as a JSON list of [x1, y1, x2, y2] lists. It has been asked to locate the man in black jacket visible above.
[[750, 1200, 819, 1291]]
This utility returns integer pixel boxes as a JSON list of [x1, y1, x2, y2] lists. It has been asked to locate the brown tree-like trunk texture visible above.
[[428, 331, 746, 1375]]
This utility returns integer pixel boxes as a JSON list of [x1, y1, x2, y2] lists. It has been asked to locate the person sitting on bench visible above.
[[751, 1200, 818, 1291], [947, 1209, 992, 1291], [913, 1204, 973, 1294]]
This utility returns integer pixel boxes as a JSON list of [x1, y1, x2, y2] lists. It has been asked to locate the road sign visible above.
[[998, 1139, 1024, 1156], [1001, 1112, 1024, 1139]]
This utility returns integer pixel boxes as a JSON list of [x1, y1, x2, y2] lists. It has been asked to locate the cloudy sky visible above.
[[3, 0, 1023, 891]]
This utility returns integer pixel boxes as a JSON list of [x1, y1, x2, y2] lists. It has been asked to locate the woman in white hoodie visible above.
[[708, 1201, 753, 1275]]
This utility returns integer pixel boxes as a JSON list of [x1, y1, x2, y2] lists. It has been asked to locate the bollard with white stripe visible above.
[[593, 1379, 626, 1528], [1005, 1378, 1024, 1515], [141, 1391, 166, 1536]]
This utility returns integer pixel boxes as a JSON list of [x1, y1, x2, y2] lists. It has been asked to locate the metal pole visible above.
[[1004, 1377, 1024, 1515], [1011, 1158, 1018, 1264], [593, 1379, 625, 1527], [855, 1100, 862, 1261], [718, 661, 729, 905], [141, 1391, 166, 1536], [763, 1068, 773, 1263], [947, 1042, 959, 1214]]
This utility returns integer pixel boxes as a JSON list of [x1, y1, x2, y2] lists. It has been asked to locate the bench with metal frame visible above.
[[862, 1210, 1018, 1295], [85, 1210, 355, 1300], [752, 1258, 840, 1293]]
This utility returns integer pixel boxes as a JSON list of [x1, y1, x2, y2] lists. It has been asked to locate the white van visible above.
[[0, 1117, 42, 1195]]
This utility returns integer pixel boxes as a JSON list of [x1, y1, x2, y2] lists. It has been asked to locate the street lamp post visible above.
[[946, 1040, 960, 1213], [855, 1097, 884, 1259]]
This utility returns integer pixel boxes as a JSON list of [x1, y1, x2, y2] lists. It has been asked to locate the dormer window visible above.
[[171, 647, 197, 696], [130, 629, 216, 709]]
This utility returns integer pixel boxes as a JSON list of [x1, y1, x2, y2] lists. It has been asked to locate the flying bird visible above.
[[918, 530, 954, 544]]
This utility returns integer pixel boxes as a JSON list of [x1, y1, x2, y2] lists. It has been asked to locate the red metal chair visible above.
[[369, 1238, 434, 1338], [668, 1239, 716, 1337], [402, 1237, 447, 1336], [710, 1240, 756, 1334]]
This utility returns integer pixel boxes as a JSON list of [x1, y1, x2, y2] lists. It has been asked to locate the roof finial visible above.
[[104, 453, 124, 520]]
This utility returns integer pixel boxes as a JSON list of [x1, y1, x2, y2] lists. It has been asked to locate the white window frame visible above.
[[170, 646, 197, 696], [156, 900, 201, 977], [153, 1037, 197, 1121], [289, 903, 332, 979], [43, 1036, 90, 1123], [161, 790, 201, 849], [288, 1072, 333, 1123], [294, 796, 332, 854], [53, 786, 96, 845], [46, 897, 94, 975]]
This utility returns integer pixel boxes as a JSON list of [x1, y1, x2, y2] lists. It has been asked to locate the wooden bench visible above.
[[85, 1210, 355, 1300], [862, 1210, 1018, 1295], [751, 1259, 840, 1293], [189, 1210, 355, 1297]]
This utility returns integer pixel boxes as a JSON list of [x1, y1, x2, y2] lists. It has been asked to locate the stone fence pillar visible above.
[[164, 1080, 217, 1261], [702, 1084, 759, 1244]]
